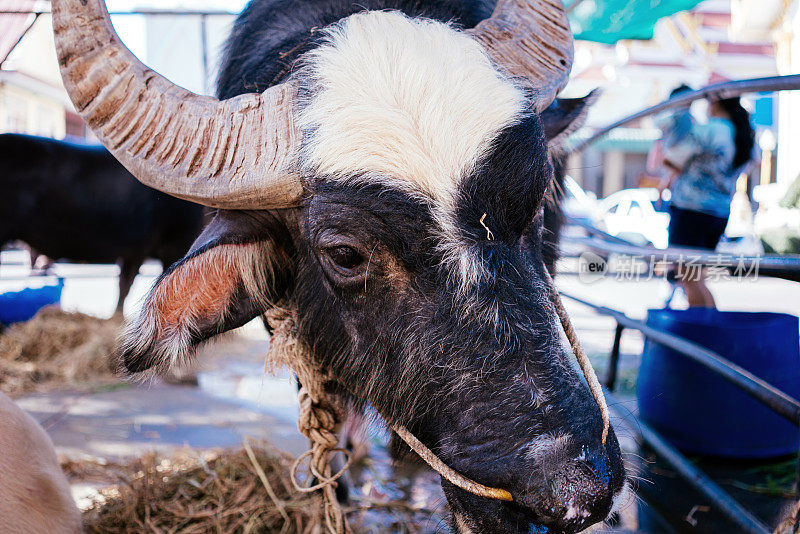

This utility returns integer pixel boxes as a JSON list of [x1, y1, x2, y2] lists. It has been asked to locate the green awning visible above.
[[569, 127, 661, 153], [567, 0, 703, 44]]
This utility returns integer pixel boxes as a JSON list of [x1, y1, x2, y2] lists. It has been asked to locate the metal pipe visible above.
[[605, 323, 624, 390], [564, 218, 800, 282], [572, 74, 800, 153], [565, 234, 800, 281], [200, 14, 210, 95], [565, 216, 638, 246], [563, 293, 800, 425], [0, 9, 236, 72], [604, 388, 772, 534]]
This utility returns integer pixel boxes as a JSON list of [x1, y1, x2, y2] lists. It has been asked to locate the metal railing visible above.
[[604, 387, 773, 534], [571, 74, 800, 153], [563, 217, 800, 282], [562, 292, 800, 533], [0, 8, 237, 92]]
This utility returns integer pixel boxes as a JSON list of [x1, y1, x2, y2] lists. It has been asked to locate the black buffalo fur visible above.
[[119, 1, 625, 532], [0, 133, 204, 311], [216, 0, 495, 98], [455, 114, 551, 245]]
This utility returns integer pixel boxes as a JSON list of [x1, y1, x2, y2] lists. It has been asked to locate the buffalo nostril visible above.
[[514, 445, 618, 532], [530, 458, 614, 530], [585, 449, 612, 491]]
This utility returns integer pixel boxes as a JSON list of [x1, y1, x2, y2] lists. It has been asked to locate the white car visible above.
[[595, 188, 670, 249]]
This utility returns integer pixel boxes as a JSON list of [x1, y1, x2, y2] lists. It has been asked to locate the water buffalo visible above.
[[0, 134, 204, 311], [52, 0, 626, 531]]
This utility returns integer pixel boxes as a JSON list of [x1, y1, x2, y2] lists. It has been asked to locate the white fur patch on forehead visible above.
[[297, 10, 526, 205]]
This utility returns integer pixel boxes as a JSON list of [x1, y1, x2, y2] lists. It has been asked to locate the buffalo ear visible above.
[[118, 210, 293, 374], [540, 89, 600, 148]]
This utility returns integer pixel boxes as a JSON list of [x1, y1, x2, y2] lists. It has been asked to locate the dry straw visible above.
[[0, 306, 120, 397], [73, 444, 324, 534]]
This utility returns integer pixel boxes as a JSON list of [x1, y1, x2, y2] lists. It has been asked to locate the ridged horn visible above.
[[52, 0, 303, 209], [468, 0, 574, 111]]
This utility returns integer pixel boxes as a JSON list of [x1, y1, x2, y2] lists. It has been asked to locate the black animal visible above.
[[52, 0, 627, 531], [0, 134, 204, 311]]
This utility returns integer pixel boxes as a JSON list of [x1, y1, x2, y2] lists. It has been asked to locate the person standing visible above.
[[658, 95, 755, 308], [647, 85, 694, 185]]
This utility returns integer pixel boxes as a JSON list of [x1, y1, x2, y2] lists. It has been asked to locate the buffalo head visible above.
[[52, 0, 626, 531]]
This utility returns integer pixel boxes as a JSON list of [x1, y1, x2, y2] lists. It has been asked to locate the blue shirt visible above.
[[663, 117, 737, 218], [656, 109, 693, 148]]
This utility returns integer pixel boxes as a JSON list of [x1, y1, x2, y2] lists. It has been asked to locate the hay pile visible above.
[[65, 442, 445, 533], [70, 443, 324, 534], [0, 306, 120, 396]]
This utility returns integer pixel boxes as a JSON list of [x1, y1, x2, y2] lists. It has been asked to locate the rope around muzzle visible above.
[[289, 383, 513, 534], [391, 424, 513, 501], [542, 267, 611, 444], [266, 307, 513, 534], [265, 265, 610, 533]]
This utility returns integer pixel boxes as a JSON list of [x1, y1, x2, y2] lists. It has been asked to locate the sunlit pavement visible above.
[[14, 374, 305, 459]]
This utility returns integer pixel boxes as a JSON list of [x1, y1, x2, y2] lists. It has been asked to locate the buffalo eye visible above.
[[326, 245, 364, 272]]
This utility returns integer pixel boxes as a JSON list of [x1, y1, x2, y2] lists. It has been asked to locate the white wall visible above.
[[777, 3, 800, 186], [3, 14, 62, 87], [144, 14, 235, 96]]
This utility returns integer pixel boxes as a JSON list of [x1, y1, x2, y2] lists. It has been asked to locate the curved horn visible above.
[[468, 0, 573, 111], [52, 0, 303, 209]]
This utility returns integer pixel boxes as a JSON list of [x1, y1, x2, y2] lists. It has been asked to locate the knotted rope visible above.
[[264, 307, 351, 534], [291, 387, 352, 534]]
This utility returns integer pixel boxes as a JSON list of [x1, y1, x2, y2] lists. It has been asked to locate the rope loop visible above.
[[290, 447, 353, 493]]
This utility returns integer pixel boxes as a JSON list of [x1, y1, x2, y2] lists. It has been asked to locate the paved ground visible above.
[[15, 373, 305, 460], [8, 313, 307, 456]]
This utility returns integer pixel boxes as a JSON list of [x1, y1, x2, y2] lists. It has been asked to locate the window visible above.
[[2, 93, 29, 133], [628, 200, 643, 218]]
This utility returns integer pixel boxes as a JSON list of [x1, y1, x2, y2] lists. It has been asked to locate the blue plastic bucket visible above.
[[0, 281, 63, 325], [637, 308, 800, 458]]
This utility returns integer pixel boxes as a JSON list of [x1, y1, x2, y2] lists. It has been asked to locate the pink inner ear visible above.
[[151, 245, 244, 334]]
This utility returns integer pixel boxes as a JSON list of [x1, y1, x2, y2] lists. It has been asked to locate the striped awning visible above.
[[0, 0, 40, 65]]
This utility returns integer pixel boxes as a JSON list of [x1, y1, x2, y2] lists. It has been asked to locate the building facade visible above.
[[565, 0, 780, 197]]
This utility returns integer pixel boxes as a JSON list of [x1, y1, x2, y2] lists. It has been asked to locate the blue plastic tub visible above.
[[0, 281, 63, 325], [637, 308, 800, 458]]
